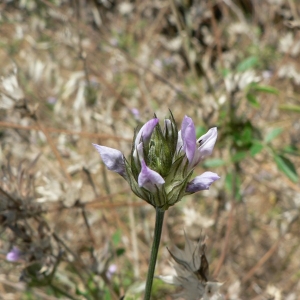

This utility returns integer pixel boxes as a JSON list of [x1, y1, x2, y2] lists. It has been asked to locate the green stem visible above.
[[144, 208, 165, 300]]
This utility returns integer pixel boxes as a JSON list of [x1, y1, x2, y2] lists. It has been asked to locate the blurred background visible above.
[[0, 0, 300, 299]]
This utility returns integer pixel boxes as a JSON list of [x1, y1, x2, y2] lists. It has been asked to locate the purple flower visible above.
[[186, 172, 220, 193], [92, 144, 126, 177], [47, 96, 57, 105], [106, 264, 117, 280], [6, 246, 22, 262], [180, 116, 218, 168], [134, 118, 159, 147], [93, 113, 219, 209], [138, 160, 165, 192], [130, 108, 140, 120]]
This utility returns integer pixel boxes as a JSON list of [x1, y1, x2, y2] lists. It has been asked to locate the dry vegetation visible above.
[[1, 0, 300, 299]]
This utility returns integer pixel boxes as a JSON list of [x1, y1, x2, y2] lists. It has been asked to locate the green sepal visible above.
[[165, 169, 193, 208], [148, 125, 172, 177], [139, 183, 168, 209], [167, 110, 179, 158], [165, 155, 188, 186]]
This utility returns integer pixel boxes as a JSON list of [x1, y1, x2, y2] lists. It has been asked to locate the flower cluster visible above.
[[93, 113, 219, 210]]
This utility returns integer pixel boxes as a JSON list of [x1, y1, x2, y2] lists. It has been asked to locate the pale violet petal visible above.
[[181, 116, 196, 163], [133, 142, 144, 166], [176, 130, 183, 154], [191, 127, 218, 167], [197, 127, 217, 158], [186, 172, 220, 193], [138, 160, 165, 192], [93, 144, 125, 177], [134, 118, 159, 146]]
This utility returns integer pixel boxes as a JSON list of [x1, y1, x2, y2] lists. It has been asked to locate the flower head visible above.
[[93, 112, 219, 210]]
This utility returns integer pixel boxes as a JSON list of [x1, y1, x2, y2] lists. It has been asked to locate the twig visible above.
[[213, 201, 235, 278], [80, 205, 96, 246], [242, 238, 281, 283]]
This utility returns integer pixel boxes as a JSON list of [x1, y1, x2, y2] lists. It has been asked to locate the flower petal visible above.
[[181, 116, 196, 163], [138, 160, 165, 192], [176, 130, 183, 153], [93, 144, 125, 177], [135, 118, 159, 146], [186, 172, 220, 193], [133, 142, 144, 166], [197, 127, 218, 159], [190, 127, 218, 168]]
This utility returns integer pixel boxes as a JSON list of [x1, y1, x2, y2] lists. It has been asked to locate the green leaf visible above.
[[103, 288, 112, 300], [116, 247, 126, 257], [282, 145, 300, 156], [240, 127, 252, 145], [265, 128, 283, 143], [252, 84, 279, 95], [279, 104, 300, 113], [237, 56, 258, 72], [112, 229, 122, 246], [250, 143, 264, 156], [203, 158, 226, 168], [231, 151, 247, 162], [274, 154, 298, 182], [246, 93, 260, 108], [221, 68, 230, 77]]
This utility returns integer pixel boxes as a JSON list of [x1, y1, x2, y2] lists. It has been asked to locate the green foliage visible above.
[[250, 83, 279, 95], [112, 229, 122, 246], [273, 154, 298, 183], [279, 104, 300, 113], [249, 142, 264, 156], [265, 128, 283, 143], [246, 93, 260, 108], [237, 56, 259, 72]]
